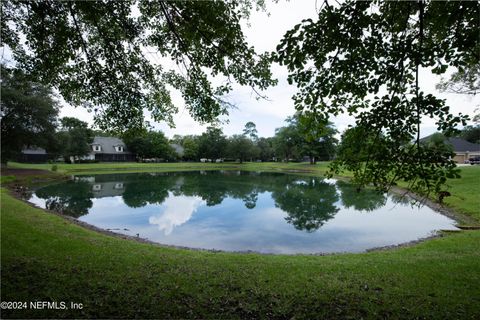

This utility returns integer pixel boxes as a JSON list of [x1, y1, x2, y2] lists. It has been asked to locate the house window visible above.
[[93, 145, 101, 152], [116, 146, 124, 152]]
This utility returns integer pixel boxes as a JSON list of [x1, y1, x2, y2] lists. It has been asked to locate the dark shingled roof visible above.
[[91, 136, 131, 154], [446, 137, 480, 152], [21, 147, 47, 154], [421, 135, 480, 152]]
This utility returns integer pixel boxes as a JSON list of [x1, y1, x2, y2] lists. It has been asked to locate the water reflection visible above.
[[35, 181, 94, 218], [34, 172, 344, 232], [336, 181, 386, 212], [148, 194, 205, 235], [29, 171, 458, 254], [273, 178, 339, 232]]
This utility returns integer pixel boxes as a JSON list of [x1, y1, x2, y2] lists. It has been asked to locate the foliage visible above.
[[423, 132, 454, 153], [243, 121, 258, 141], [56, 117, 94, 162], [181, 135, 201, 161], [273, 126, 302, 162], [436, 63, 480, 95], [125, 131, 175, 160], [275, 0, 477, 194], [459, 125, 480, 144], [288, 113, 338, 164], [273, 113, 337, 163], [256, 137, 275, 162], [1, 0, 276, 132], [197, 126, 227, 160], [0, 66, 59, 162], [333, 126, 387, 181], [227, 134, 258, 163]]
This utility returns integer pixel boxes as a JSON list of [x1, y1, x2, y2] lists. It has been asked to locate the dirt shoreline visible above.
[[3, 167, 476, 256]]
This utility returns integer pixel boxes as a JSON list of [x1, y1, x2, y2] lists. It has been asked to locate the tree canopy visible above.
[[272, 112, 337, 163], [0, 67, 59, 162], [275, 0, 478, 194], [197, 126, 227, 160], [227, 134, 258, 163], [1, 0, 276, 132], [124, 131, 175, 160], [459, 125, 480, 144], [56, 117, 94, 162]]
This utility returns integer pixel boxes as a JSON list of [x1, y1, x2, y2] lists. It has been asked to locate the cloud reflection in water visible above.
[[148, 193, 205, 235]]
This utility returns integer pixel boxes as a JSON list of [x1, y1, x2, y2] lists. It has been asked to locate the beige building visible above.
[[446, 137, 480, 163]]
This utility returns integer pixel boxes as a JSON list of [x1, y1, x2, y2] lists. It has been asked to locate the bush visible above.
[[77, 159, 99, 164], [51, 164, 58, 172]]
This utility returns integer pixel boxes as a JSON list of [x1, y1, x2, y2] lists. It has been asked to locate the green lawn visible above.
[[1, 162, 480, 318], [442, 166, 480, 222], [7, 160, 333, 175]]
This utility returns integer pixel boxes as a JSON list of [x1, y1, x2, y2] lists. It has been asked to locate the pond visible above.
[[28, 171, 458, 254]]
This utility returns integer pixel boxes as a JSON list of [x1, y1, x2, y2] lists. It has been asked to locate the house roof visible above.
[[421, 135, 480, 152], [91, 136, 131, 154], [447, 137, 480, 152], [21, 147, 47, 154]]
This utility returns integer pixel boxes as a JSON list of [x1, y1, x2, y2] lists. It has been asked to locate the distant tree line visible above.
[[2, 66, 478, 165], [158, 118, 338, 164]]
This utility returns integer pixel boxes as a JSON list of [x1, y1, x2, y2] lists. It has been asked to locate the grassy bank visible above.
[[7, 161, 333, 175], [1, 162, 480, 318]]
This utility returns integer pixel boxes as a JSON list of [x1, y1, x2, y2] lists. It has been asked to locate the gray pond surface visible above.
[[28, 171, 458, 254]]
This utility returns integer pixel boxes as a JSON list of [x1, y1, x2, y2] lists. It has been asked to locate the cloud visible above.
[[148, 194, 205, 235]]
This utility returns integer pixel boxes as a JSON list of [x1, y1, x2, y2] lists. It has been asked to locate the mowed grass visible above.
[[443, 165, 480, 222], [7, 160, 333, 175], [1, 189, 480, 319], [1, 162, 480, 318]]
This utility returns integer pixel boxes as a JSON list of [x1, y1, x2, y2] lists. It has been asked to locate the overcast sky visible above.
[[28, 0, 480, 138]]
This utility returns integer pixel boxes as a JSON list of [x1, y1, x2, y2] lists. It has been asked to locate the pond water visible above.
[[28, 171, 458, 254]]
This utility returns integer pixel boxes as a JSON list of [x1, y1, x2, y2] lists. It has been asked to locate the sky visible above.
[[6, 0, 479, 139]]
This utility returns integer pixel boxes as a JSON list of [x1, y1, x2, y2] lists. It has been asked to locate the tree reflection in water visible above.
[[272, 177, 339, 232], [35, 181, 93, 218], [335, 180, 387, 212], [33, 171, 347, 231]]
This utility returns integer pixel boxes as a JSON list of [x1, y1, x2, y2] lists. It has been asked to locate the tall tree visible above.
[[273, 125, 302, 162], [288, 113, 338, 164], [0, 67, 59, 163], [275, 1, 478, 195], [181, 135, 200, 161], [1, 1, 276, 132], [197, 127, 227, 160], [256, 137, 275, 162], [57, 117, 94, 162], [227, 134, 258, 163], [126, 131, 175, 160], [243, 121, 258, 141]]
